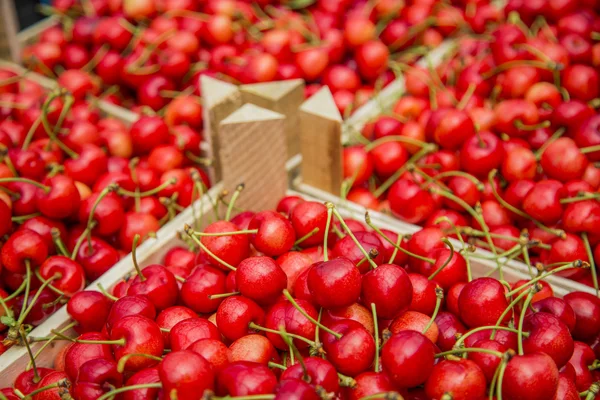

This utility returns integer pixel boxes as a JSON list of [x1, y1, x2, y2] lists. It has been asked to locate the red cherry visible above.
[[361, 263, 412, 319], [425, 359, 486, 400], [307, 258, 361, 309], [170, 318, 220, 351], [381, 330, 435, 388], [458, 278, 510, 328], [321, 319, 376, 377], [159, 350, 215, 400], [502, 352, 559, 400], [67, 291, 113, 333]]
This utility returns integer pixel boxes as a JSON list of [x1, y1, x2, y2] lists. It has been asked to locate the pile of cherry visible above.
[[23, 0, 506, 116], [0, 68, 210, 349], [2, 194, 599, 400], [343, 3, 600, 288]]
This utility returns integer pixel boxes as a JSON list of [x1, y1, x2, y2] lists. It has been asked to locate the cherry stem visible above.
[[208, 292, 240, 300], [187, 229, 258, 237], [23, 380, 66, 399], [225, 184, 244, 221], [496, 357, 509, 400], [331, 206, 377, 270], [422, 288, 444, 336], [117, 353, 162, 373], [184, 225, 237, 272], [489, 289, 531, 341], [282, 289, 342, 340], [97, 283, 118, 301], [323, 204, 334, 262], [560, 192, 600, 203], [371, 303, 380, 373], [267, 362, 286, 370], [40, 90, 78, 159], [582, 233, 599, 296], [513, 119, 551, 131], [131, 234, 145, 282], [432, 170, 484, 190], [21, 116, 43, 151], [388, 234, 403, 264], [365, 212, 435, 264], [18, 261, 32, 326], [248, 322, 315, 347], [360, 393, 402, 400], [428, 239, 455, 280], [454, 326, 522, 353], [33, 269, 65, 298], [19, 327, 39, 382], [506, 261, 585, 297], [51, 229, 70, 258], [294, 227, 319, 246], [372, 144, 436, 198], [482, 60, 558, 80], [96, 383, 163, 400], [0, 177, 49, 192], [49, 329, 126, 345], [534, 127, 565, 160], [364, 135, 427, 152], [581, 145, 600, 155], [457, 83, 477, 110], [517, 285, 539, 355], [211, 396, 275, 400], [70, 224, 92, 261], [436, 347, 504, 359], [488, 170, 565, 239], [118, 178, 177, 199]]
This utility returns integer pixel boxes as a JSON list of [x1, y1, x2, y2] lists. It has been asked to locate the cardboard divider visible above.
[[0, 0, 20, 62], [240, 79, 305, 158], [299, 86, 343, 196], [218, 103, 288, 211]]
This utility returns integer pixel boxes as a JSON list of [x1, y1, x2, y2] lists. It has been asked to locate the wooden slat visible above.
[[0, 0, 20, 62]]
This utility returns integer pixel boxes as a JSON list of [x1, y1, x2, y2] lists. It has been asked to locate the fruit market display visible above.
[[2, 0, 600, 399], [21, 0, 505, 116], [0, 193, 597, 400], [342, 4, 600, 290], [0, 66, 211, 347]]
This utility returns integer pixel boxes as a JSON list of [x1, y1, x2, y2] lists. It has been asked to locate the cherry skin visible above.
[[216, 296, 265, 342], [106, 294, 157, 330], [159, 350, 215, 400], [321, 319, 376, 377], [563, 292, 600, 341], [128, 265, 179, 311], [200, 221, 250, 269], [248, 211, 295, 257], [333, 231, 384, 273], [347, 372, 397, 400], [281, 357, 339, 394], [66, 291, 113, 333], [264, 299, 317, 350], [468, 339, 507, 383], [290, 201, 331, 248], [14, 368, 53, 394], [381, 330, 435, 388], [529, 297, 577, 332], [274, 379, 319, 400], [216, 361, 277, 396], [435, 311, 467, 352], [522, 312, 574, 368], [425, 359, 486, 400], [502, 352, 559, 400], [458, 277, 511, 328], [64, 332, 114, 381], [276, 251, 312, 295], [180, 265, 227, 313], [110, 315, 164, 372], [188, 339, 230, 374], [541, 137, 588, 182], [228, 334, 277, 364], [236, 256, 287, 305], [155, 306, 198, 347], [39, 256, 86, 296], [361, 263, 412, 319], [35, 175, 81, 219], [169, 318, 220, 351], [307, 257, 361, 309]]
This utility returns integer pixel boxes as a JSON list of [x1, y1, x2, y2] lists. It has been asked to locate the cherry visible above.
[[216, 361, 277, 396], [200, 221, 250, 269], [126, 264, 178, 311], [263, 299, 317, 350], [307, 257, 361, 309], [281, 357, 339, 393], [216, 296, 265, 342], [67, 291, 113, 333], [170, 317, 220, 351], [122, 367, 161, 400], [435, 311, 467, 352], [229, 334, 277, 364], [390, 310, 440, 344], [361, 263, 412, 319], [30, 371, 72, 400], [236, 256, 287, 305], [522, 180, 565, 225], [343, 146, 374, 187], [159, 350, 215, 400], [276, 252, 312, 295], [188, 338, 230, 374], [39, 256, 85, 296], [522, 312, 574, 368], [321, 319, 375, 377], [388, 177, 441, 224], [529, 297, 576, 332], [408, 273, 441, 315], [567, 341, 597, 391], [1, 229, 48, 274], [274, 379, 319, 400], [106, 295, 157, 330], [468, 339, 507, 383], [562, 64, 599, 102], [290, 202, 332, 248], [64, 332, 114, 381], [564, 292, 600, 341], [502, 352, 559, 400], [14, 368, 53, 394], [381, 330, 435, 388], [458, 277, 511, 328], [180, 265, 227, 313], [425, 359, 486, 400], [129, 116, 170, 155], [75, 358, 122, 398]]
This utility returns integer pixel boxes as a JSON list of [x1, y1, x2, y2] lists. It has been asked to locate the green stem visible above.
[[96, 383, 163, 400], [248, 322, 316, 347], [282, 290, 342, 340], [323, 205, 333, 262], [0, 178, 49, 192], [332, 207, 377, 270], [422, 288, 443, 335], [517, 287, 538, 355], [428, 239, 455, 280], [184, 225, 236, 272], [225, 184, 244, 221], [371, 303, 380, 373], [436, 347, 504, 359]]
